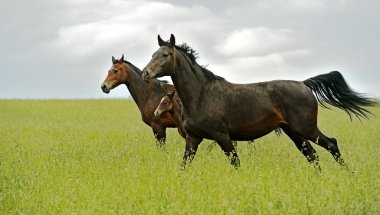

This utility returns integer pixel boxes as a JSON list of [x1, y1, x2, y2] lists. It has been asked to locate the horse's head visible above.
[[142, 34, 177, 81], [154, 90, 176, 117], [101, 55, 128, 94]]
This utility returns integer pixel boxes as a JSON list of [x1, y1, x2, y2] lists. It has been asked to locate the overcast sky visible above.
[[1, 0, 379, 99]]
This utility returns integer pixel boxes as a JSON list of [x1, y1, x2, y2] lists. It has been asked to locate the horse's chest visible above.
[[141, 114, 152, 126]]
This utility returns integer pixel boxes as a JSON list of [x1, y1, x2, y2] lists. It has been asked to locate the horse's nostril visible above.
[[101, 83, 109, 93], [142, 71, 150, 81]]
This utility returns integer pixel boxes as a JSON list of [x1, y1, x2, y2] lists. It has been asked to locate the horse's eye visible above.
[[163, 101, 169, 106], [113, 69, 118, 73], [163, 54, 169, 57]]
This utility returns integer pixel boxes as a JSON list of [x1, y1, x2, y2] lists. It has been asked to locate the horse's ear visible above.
[[169, 34, 175, 47], [158, 34, 165, 47], [112, 56, 117, 64], [167, 90, 175, 99], [118, 54, 124, 64]]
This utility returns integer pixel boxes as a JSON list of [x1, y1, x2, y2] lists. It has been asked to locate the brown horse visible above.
[[101, 55, 177, 146], [154, 90, 187, 138], [142, 34, 376, 169]]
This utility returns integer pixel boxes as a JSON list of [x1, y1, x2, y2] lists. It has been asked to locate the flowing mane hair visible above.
[[172, 42, 225, 81]]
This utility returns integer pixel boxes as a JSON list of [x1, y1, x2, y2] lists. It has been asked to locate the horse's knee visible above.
[[327, 137, 338, 149], [156, 132, 166, 139], [323, 138, 342, 158], [152, 126, 166, 146]]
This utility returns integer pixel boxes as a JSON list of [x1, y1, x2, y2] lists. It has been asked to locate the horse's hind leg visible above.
[[309, 129, 346, 167], [281, 125, 320, 168]]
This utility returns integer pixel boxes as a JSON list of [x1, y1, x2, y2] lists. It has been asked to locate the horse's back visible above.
[[265, 80, 317, 116], [231, 79, 316, 107], [213, 79, 314, 107]]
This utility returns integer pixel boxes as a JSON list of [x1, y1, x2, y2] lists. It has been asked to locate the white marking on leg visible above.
[[315, 136, 320, 144]]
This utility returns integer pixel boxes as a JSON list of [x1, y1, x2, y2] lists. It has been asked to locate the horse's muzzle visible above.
[[154, 109, 160, 117], [142, 69, 152, 82], [101, 83, 110, 94]]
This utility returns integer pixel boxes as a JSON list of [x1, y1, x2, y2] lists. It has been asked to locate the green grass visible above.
[[0, 100, 379, 214]]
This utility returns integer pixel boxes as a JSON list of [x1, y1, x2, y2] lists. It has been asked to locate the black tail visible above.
[[303, 71, 376, 120]]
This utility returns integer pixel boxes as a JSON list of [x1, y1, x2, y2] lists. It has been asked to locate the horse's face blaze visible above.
[[155, 96, 173, 116], [101, 58, 128, 93]]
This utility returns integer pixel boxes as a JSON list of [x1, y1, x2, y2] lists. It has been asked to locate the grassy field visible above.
[[0, 99, 379, 214]]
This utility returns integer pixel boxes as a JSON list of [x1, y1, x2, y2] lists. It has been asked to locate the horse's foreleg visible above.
[[177, 126, 187, 139], [152, 125, 166, 147], [181, 134, 203, 170], [214, 133, 240, 168]]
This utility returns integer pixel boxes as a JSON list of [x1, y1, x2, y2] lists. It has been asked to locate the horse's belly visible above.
[[229, 125, 274, 140], [228, 114, 279, 140]]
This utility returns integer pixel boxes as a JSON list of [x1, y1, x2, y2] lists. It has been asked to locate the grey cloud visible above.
[[0, 0, 379, 99]]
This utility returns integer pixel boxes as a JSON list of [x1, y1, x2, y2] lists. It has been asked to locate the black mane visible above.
[[124, 60, 142, 75], [166, 42, 225, 81], [174, 43, 199, 63]]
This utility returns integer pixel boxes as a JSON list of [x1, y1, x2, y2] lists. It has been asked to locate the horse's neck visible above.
[[125, 66, 149, 110], [171, 52, 206, 112]]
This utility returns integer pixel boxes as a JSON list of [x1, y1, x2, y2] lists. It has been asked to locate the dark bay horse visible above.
[[142, 34, 376, 168], [154, 90, 274, 144], [154, 90, 187, 138], [101, 55, 177, 146]]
